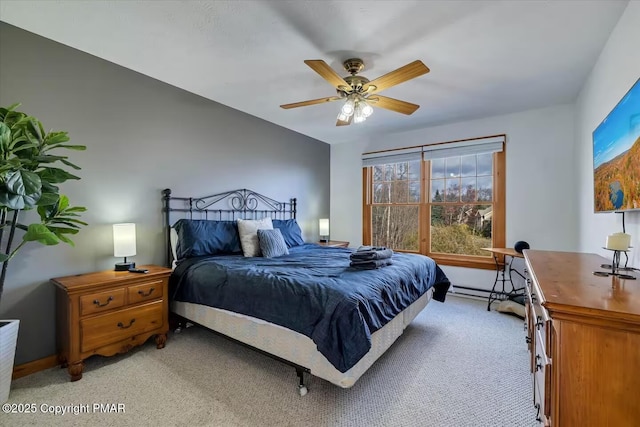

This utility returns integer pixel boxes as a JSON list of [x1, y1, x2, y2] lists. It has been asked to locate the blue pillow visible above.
[[257, 229, 289, 258], [272, 219, 304, 248], [173, 219, 241, 259]]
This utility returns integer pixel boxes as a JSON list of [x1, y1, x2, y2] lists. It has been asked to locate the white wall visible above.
[[331, 103, 578, 291], [575, 1, 640, 267]]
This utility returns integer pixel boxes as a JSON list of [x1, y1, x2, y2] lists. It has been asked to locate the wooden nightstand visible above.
[[51, 265, 172, 381], [317, 240, 350, 248]]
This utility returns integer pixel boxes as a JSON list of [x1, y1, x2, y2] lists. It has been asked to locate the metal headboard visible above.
[[162, 188, 297, 267]]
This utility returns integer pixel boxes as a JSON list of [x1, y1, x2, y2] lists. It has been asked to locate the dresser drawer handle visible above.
[[93, 296, 114, 307], [536, 316, 544, 330], [137, 287, 155, 297], [536, 354, 543, 371], [117, 319, 136, 329]]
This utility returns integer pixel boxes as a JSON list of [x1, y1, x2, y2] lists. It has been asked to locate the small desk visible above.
[[482, 247, 526, 311]]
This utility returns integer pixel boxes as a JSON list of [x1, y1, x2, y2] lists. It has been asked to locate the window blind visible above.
[[361, 147, 423, 167], [422, 136, 504, 160], [362, 136, 504, 166]]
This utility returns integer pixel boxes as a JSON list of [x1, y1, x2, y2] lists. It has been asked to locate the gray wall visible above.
[[0, 23, 330, 364]]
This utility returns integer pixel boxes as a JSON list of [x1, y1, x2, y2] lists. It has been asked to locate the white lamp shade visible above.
[[319, 218, 330, 236], [113, 223, 136, 257]]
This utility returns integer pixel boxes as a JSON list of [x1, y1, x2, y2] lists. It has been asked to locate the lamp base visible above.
[[115, 262, 135, 271]]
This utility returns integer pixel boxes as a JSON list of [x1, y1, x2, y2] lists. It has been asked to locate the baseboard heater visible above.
[[448, 285, 491, 299]]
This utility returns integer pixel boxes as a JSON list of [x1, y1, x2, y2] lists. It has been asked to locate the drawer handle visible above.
[[535, 403, 541, 422], [536, 354, 543, 371], [137, 287, 155, 297], [525, 336, 531, 344], [117, 319, 136, 329], [93, 296, 114, 307], [536, 316, 544, 330]]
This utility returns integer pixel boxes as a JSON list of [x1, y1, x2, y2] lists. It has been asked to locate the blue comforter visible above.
[[170, 244, 450, 372]]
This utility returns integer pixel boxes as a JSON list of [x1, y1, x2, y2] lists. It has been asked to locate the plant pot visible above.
[[0, 319, 19, 404]]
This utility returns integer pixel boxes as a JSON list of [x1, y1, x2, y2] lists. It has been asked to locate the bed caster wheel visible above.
[[298, 385, 308, 397]]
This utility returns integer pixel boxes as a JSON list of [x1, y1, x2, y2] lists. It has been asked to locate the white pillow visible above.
[[170, 227, 179, 269], [237, 217, 273, 257]]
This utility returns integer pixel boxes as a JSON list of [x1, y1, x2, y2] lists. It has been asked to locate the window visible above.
[[363, 136, 505, 270]]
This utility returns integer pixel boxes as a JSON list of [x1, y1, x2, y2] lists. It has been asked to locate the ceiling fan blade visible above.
[[368, 95, 420, 115], [363, 60, 430, 94], [336, 114, 353, 127], [304, 60, 352, 92], [280, 96, 342, 109]]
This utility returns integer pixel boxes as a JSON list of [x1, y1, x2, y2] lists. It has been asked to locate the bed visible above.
[[163, 188, 450, 394]]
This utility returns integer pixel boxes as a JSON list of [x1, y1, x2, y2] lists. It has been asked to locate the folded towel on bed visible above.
[[350, 258, 394, 270], [350, 246, 394, 261]]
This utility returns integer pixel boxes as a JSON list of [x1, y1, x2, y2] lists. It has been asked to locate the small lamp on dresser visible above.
[[113, 223, 136, 271], [319, 218, 330, 243]]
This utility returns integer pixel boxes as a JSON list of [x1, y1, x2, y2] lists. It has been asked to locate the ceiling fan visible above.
[[280, 58, 430, 126]]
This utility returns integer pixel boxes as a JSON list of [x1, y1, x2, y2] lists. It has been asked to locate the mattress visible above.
[[171, 288, 432, 388]]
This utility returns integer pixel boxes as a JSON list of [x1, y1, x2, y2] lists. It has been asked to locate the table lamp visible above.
[[113, 223, 136, 271], [319, 218, 329, 243]]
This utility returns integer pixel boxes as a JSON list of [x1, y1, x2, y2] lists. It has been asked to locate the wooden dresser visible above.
[[52, 265, 172, 381], [523, 250, 640, 426]]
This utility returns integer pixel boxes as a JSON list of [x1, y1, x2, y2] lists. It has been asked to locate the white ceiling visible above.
[[0, 0, 628, 144]]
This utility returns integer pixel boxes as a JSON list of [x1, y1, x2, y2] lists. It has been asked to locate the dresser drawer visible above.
[[80, 288, 126, 316], [80, 301, 163, 352], [127, 279, 164, 304]]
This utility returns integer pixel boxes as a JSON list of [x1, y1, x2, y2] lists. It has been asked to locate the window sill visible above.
[[429, 255, 496, 270]]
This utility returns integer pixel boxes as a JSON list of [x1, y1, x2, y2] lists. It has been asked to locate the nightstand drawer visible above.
[[127, 279, 164, 304], [80, 301, 163, 352], [80, 288, 126, 316]]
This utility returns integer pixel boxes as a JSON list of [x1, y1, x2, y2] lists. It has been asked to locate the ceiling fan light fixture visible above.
[[361, 101, 374, 118], [337, 111, 350, 122], [341, 97, 355, 116], [353, 114, 366, 124]]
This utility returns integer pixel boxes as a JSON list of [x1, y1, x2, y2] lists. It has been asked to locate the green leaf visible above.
[[36, 192, 60, 206], [40, 181, 59, 194], [57, 145, 86, 151], [47, 226, 79, 235], [0, 191, 38, 210], [49, 218, 88, 227], [62, 206, 86, 213], [38, 167, 80, 184], [60, 158, 81, 170], [0, 105, 19, 122], [23, 223, 59, 245], [26, 118, 43, 143], [53, 232, 74, 246], [37, 197, 59, 219], [32, 155, 68, 163], [0, 122, 10, 153], [5, 169, 41, 196], [57, 194, 69, 211], [0, 170, 42, 209], [10, 141, 39, 153], [44, 131, 70, 145], [0, 253, 8, 262]]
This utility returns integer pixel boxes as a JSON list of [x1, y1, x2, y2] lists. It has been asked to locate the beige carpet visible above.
[[3, 296, 536, 427]]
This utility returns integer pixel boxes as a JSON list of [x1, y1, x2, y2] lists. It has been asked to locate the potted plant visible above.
[[0, 103, 87, 403]]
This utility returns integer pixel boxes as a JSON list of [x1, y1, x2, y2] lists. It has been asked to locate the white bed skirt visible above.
[[171, 287, 433, 388]]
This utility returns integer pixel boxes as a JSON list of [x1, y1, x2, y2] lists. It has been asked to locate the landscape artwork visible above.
[[593, 78, 640, 212]]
